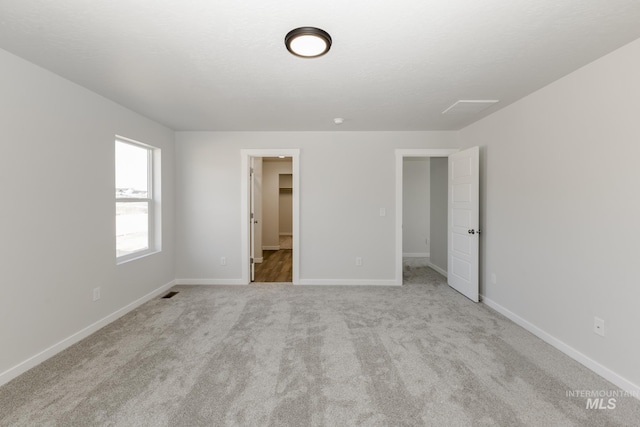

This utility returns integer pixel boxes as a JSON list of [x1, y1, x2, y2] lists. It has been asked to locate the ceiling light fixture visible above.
[[285, 27, 332, 58]]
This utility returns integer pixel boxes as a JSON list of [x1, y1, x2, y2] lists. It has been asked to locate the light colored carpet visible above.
[[1, 267, 639, 426]]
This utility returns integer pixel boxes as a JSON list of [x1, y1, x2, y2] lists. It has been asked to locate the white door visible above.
[[250, 160, 256, 281], [448, 146, 480, 302]]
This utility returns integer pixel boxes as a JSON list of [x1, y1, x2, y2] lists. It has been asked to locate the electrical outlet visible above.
[[379, 208, 386, 217], [220, 257, 227, 266], [594, 317, 605, 336], [355, 257, 363, 266], [93, 287, 101, 302]]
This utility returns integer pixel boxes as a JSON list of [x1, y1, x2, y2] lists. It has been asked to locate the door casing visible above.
[[241, 149, 300, 284], [395, 149, 459, 286]]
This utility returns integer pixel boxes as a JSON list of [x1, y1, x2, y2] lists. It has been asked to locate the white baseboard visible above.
[[254, 257, 263, 264], [279, 232, 292, 236], [482, 296, 640, 399], [174, 279, 247, 285], [177, 278, 399, 287], [0, 280, 176, 387], [297, 279, 399, 286], [427, 262, 448, 278], [262, 246, 280, 250], [403, 252, 430, 258]]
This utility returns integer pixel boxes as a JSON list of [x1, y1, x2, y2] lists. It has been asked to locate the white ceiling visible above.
[[2, 0, 640, 131]]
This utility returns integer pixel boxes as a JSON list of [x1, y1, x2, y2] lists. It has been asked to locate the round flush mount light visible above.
[[285, 27, 332, 58]]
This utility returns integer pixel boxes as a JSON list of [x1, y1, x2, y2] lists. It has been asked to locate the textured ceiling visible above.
[[2, 0, 640, 131]]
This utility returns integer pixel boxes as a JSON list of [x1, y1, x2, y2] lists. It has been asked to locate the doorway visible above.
[[395, 148, 480, 302], [402, 157, 449, 282], [396, 149, 458, 285], [240, 149, 300, 285], [253, 159, 293, 282]]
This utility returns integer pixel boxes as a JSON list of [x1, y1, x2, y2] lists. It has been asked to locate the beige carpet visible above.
[[1, 268, 639, 426]]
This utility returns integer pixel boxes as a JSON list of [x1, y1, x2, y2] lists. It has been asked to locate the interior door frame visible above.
[[395, 149, 459, 286], [241, 149, 300, 284]]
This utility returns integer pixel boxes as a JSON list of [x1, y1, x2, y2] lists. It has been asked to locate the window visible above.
[[115, 137, 159, 261]]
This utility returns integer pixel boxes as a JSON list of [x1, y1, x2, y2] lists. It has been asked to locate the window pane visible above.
[[116, 141, 148, 198], [116, 201, 149, 257]]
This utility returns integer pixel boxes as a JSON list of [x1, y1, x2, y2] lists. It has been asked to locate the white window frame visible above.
[[115, 136, 160, 264]]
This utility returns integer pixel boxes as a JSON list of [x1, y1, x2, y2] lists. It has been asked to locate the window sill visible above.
[[116, 249, 161, 265]]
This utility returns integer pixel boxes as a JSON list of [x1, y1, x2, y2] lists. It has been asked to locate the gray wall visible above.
[[429, 158, 448, 272], [402, 158, 430, 256], [459, 38, 640, 389], [175, 132, 458, 283], [0, 48, 175, 382]]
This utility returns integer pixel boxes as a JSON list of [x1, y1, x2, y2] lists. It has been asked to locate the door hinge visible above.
[[250, 258, 254, 264], [251, 212, 254, 219]]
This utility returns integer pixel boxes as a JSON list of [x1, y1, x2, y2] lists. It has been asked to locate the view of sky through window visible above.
[[115, 141, 148, 198]]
